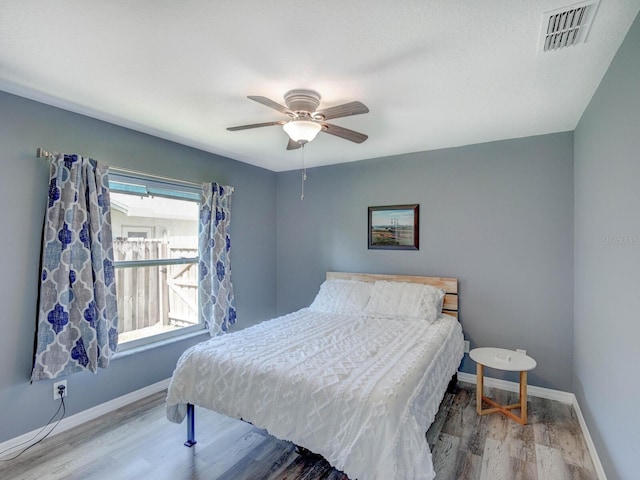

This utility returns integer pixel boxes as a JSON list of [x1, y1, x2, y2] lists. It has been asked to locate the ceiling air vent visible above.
[[540, 1, 600, 52]]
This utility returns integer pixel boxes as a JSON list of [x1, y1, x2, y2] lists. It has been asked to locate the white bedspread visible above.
[[166, 309, 464, 480]]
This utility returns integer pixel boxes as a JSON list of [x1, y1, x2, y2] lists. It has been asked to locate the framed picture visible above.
[[368, 204, 419, 250]]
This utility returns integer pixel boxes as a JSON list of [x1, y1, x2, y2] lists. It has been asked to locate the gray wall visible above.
[[0, 91, 277, 443], [574, 13, 640, 480], [276, 132, 574, 391]]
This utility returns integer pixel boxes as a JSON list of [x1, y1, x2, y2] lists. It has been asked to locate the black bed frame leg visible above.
[[447, 373, 458, 394], [184, 403, 197, 447]]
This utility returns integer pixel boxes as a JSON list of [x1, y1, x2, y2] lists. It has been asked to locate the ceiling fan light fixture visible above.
[[227, 90, 369, 149], [283, 120, 322, 144]]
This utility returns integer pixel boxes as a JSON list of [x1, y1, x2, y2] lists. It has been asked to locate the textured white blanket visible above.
[[166, 309, 464, 480]]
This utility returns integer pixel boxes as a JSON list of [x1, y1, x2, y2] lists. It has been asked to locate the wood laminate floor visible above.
[[0, 382, 598, 480]]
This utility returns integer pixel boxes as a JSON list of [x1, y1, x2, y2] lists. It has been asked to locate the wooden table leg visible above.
[[476, 363, 484, 414], [475, 367, 529, 425], [520, 370, 527, 424]]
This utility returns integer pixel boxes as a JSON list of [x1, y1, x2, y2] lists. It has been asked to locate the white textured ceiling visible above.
[[1, 1, 638, 171]]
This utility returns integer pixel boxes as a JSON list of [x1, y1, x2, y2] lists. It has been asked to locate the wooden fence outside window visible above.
[[113, 239, 198, 335]]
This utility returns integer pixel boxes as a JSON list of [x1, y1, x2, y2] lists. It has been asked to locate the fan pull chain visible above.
[[301, 143, 307, 201]]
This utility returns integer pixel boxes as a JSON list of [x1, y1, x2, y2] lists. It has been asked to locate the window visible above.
[[109, 172, 202, 349]]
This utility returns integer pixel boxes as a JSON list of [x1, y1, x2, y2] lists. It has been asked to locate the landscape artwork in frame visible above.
[[368, 204, 419, 250]]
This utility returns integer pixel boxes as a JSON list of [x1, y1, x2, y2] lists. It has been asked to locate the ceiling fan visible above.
[[227, 89, 369, 150]]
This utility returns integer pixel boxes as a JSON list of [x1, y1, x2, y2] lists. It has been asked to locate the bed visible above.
[[166, 272, 464, 480]]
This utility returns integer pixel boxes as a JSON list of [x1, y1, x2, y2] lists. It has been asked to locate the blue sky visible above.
[[371, 209, 414, 226]]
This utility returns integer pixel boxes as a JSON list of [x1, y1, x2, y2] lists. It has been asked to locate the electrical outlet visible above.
[[53, 380, 67, 400], [516, 348, 526, 355], [464, 341, 470, 353]]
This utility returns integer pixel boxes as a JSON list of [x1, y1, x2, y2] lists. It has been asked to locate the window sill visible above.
[[112, 328, 209, 360]]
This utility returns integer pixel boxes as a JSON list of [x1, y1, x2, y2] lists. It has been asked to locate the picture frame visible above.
[[368, 204, 419, 250]]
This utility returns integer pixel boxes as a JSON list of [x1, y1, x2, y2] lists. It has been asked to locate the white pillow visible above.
[[364, 281, 445, 323], [308, 279, 372, 315]]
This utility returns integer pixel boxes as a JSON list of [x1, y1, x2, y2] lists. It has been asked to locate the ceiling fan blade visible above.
[[227, 120, 286, 131], [321, 122, 368, 143], [315, 101, 369, 121], [247, 96, 292, 115], [286, 138, 302, 150]]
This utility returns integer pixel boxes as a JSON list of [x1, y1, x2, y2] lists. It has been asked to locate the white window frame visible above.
[[109, 171, 204, 351]]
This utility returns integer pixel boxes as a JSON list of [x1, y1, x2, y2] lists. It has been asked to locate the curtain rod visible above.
[[36, 148, 230, 191]]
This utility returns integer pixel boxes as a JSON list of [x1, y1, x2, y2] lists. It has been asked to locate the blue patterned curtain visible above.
[[199, 182, 236, 335], [32, 154, 118, 381]]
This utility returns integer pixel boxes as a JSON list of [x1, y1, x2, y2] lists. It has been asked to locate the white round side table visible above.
[[469, 347, 537, 425]]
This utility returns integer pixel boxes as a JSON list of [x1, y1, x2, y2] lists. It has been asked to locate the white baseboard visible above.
[[457, 371, 575, 403], [0, 378, 171, 455], [457, 371, 607, 480], [570, 394, 608, 480]]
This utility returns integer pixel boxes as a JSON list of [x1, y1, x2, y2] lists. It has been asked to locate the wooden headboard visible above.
[[326, 272, 459, 318]]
